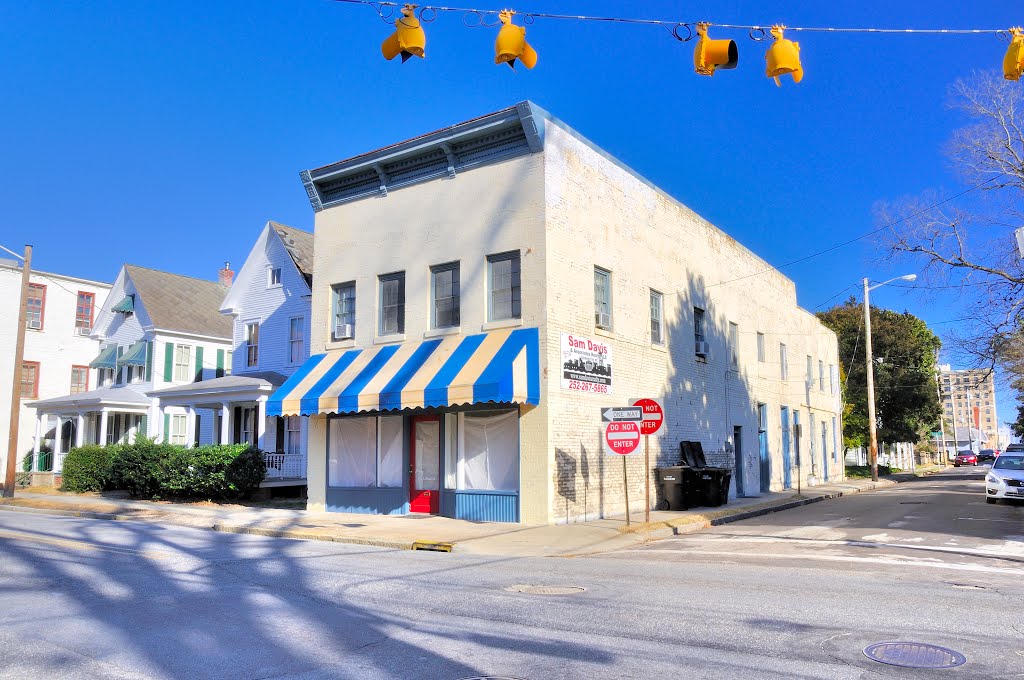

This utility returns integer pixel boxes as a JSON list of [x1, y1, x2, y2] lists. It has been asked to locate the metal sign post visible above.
[[623, 455, 630, 527], [629, 398, 665, 524], [602, 406, 643, 527]]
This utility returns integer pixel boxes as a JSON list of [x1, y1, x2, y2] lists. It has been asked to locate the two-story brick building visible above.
[[0, 260, 111, 477], [269, 102, 843, 524]]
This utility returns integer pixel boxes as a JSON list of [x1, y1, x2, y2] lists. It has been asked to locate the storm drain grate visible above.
[[863, 642, 966, 668], [505, 584, 586, 595]]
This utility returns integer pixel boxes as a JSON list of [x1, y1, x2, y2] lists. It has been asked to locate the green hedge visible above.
[[60, 436, 266, 500], [60, 445, 119, 492]]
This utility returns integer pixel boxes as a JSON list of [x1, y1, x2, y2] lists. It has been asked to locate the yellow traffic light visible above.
[[381, 4, 426, 62], [693, 23, 738, 76], [765, 25, 802, 86], [1005, 27, 1024, 81], [494, 10, 537, 69]]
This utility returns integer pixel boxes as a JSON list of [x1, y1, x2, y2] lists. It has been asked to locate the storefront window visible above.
[[444, 413, 458, 489], [328, 415, 404, 488], [453, 410, 519, 492]]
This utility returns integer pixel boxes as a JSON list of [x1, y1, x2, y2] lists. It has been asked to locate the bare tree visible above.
[[877, 70, 1024, 372]]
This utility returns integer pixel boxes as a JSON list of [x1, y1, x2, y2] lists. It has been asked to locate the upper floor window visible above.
[[818, 360, 825, 391], [487, 251, 521, 321], [331, 282, 356, 340], [245, 323, 259, 367], [174, 345, 193, 382], [806, 355, 813, 386], [694, 307, 706, 357], [379, 272, 405, 336], [98, 367, 115, 388], [26, 283, 45, 330], [20, 361, 39, 399], [75, 292, 95, 336], [431, 262, 460, 329], [650, 290, 663, 345], [728, 322, 739, 367], [268, 267, 282, 287], [288, 317, 304, 363], [594, 267, 612, 330], [225, 351, 233, 376], [780, 343, 788, 379], [757, 332, 765, 362], [70, 366, 89, 394]]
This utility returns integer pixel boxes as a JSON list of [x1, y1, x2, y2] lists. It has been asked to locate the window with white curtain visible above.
[[454, 410, 519, 492], [328, 415, 404, 488]]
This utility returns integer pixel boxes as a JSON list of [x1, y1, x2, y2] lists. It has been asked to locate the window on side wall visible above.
[[650, 290, 664, 345], [757, 332, 765, 362], [331, 282, 356, 340], [328, 415, 403, 488], [25, 284, 45, 331], [694, 307, 706, 357], [431, 262, 460, 329], [288, 317, 304, 363], [268, 267, 282, 287], [20, 361, 39, 399], [70, 366, 89, 393], [487, 251, 521, 321], [245, 323, 259, 368], [818, 360, 825, 391], [729, 322, 739, 367], [594, 267, 612, 330], [75, 292, 95, 336], [174, 345, 192, 382], [379, 272, 405, 336], [780, 343, 788, 379]]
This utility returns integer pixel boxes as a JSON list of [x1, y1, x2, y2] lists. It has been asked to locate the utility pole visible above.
[[4, 245, 32, 498], [934, 354, 948, 464], [863, 278, 881, 482]]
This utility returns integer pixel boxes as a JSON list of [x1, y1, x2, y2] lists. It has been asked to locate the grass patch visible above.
[[845, 464, 897, 478]]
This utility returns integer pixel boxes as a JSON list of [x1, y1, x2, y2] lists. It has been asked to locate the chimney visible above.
[[218, 261, 234, 288]]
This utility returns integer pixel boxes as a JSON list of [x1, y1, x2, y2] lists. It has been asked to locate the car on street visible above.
[[977, 449, 997, 464], [954, 452, 977, 466], [986, 454, 1024, 503]]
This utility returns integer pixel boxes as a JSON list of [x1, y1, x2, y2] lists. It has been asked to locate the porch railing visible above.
[[262, 453, 305, 479]]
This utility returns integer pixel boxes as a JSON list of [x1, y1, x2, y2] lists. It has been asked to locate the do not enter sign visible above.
[[630, 398, 665, 436], [605, 421, 641, 455]]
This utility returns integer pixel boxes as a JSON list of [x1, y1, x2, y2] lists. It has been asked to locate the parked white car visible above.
[[986, 454, 1024, 504]]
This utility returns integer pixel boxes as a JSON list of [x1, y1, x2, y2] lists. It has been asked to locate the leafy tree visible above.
[[818, 299, 942, 446]]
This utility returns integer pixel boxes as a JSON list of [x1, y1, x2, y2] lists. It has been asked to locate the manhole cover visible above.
[[505, 584, 585, 595], [863, 642, 966, 668]]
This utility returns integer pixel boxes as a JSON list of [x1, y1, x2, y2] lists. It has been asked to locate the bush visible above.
[[845, 464, 893, 479], [112, 436, 165, 498], [226, 447, 269, 499], [60, 445, 118, 492], [111, 439, 266, 500]]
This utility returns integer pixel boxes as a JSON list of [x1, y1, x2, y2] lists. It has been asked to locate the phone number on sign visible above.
[[567, 380, 609, 393]]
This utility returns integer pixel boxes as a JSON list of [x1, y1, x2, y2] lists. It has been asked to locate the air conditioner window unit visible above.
[[595, 312, 612, 329], [335, 323, 354, 340], [695, 340, 710, 356]]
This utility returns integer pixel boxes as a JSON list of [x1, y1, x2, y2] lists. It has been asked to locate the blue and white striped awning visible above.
[[267, 327, 539, 417]]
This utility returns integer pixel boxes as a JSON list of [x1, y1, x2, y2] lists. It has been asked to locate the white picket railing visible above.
[[262, 453, 305, 479]]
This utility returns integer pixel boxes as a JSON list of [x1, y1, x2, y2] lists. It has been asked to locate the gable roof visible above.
[[125, 265, 232, 339], [269, 222, 313, 284]]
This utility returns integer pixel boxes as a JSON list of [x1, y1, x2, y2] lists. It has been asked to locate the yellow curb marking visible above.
[[0, 529, 169, 560]]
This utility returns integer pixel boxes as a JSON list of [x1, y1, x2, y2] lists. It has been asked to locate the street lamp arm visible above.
[[867, 273, 917, 292]]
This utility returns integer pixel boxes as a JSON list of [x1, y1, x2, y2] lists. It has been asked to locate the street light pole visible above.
[[862, 273, 917, 483], [4, 245, 33, 498]]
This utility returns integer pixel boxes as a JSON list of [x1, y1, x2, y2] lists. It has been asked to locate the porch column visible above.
[[33, 414, 43, 473], [256, 397, 267, 450], [52, 417, 64, 471], [99, 409, 109, 447], [220, 403, 230, 445], [185, 407, 196, 448], [75, 413, 85, 449]]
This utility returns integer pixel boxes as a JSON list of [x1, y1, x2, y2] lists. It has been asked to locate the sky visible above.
[[1, 1, 1021, 426]]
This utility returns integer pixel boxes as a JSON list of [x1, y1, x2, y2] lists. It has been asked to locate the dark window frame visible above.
[[430, 261, 461, 329], [487, 251, 522, 321], [379, 271, 406, 336]]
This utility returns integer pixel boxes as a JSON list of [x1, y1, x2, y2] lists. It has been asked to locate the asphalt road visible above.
[[0, 470, 1020, 679]]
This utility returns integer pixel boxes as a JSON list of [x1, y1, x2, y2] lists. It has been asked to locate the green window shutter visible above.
[[145, 340, 154, 382], [139, 415, 148, 440], [164, 343, 174, 382], [163, 413, 170, 443], [195, 346, 204, 382], [216, 349, 225, 378]]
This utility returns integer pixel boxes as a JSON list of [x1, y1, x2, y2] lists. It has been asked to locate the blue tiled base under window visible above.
[[443, 490, 519, 523]]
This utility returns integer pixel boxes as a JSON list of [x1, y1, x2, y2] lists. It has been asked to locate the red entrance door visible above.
[[410, 416, 440, 514]]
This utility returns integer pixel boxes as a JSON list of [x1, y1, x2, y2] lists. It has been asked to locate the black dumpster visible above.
[[679, 441, 733, 507], [654, 466, 693, 511]]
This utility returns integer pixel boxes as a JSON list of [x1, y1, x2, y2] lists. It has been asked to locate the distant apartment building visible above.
[[0, 260, 111, 476], [938, 364, 997, 447]]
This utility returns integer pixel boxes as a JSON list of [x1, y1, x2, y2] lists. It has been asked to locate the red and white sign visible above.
[[630, 398, 665, 436], [605, 421, 641, 455]]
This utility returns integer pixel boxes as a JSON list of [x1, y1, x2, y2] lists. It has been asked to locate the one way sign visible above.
[[600, 406, 642, 423]]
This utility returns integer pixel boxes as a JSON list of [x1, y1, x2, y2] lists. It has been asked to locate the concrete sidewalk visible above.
[[0, 469, 944, 557]]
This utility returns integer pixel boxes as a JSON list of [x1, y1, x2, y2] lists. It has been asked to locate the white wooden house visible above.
[[148, 222, 313, 485], [26, 264, 234, 476]]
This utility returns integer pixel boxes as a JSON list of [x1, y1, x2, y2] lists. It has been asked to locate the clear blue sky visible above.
[[1, 2, 1020, 424]]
